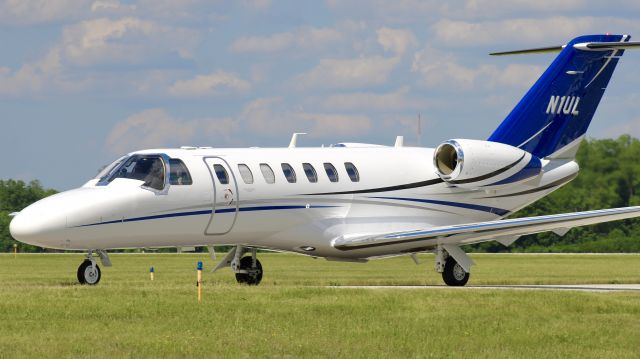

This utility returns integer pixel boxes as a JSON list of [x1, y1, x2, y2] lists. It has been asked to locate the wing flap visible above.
[[333, 206, 640, 251]]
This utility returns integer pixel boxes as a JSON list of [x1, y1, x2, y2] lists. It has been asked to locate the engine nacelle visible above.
[[433, 139, 542, 189]]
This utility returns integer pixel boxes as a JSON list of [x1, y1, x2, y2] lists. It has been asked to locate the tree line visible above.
[[2, 135, 640, 253]]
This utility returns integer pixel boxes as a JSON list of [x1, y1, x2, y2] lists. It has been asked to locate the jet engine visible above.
[[433, 139, 542, 189]]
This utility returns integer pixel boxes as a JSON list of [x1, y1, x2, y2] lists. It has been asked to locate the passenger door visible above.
[[203, 157, 239, 235]]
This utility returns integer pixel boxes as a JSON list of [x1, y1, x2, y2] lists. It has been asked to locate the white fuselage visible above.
[[9, 145, 579, 259]]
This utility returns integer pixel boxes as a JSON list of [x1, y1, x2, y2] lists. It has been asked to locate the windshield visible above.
[[95, 156, 128, 180], [107, 155, 166, 191]]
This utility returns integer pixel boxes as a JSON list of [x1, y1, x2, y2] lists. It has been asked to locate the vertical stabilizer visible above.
[[489, 34, 630, 159]]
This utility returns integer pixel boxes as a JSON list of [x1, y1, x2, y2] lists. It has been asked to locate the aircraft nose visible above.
[[9, 201, 66, 248]]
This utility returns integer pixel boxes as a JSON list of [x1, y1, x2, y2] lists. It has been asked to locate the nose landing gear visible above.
[[235, 255, 263, 285], [77, 250, 111, 285], [212, 245, 264, 285], [77, 260, 101, 285]]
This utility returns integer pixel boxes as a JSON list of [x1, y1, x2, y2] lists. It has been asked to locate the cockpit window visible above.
[[169, 159, 192, 185], [108, 155, 166, 191], [96, 156, 127, 181]]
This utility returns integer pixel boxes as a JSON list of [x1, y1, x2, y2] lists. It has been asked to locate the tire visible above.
[[77, 260, 101, 285], [235, 256, 263, 285], [442, 258, 469, 286]]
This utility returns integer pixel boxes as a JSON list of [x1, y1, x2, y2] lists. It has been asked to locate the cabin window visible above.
[[324, 163, 339, 183], [169, 159, 193, 185], [238, 164, 254, 184], [107, 155, 166, 191], [213, 164, 229, 184], [344, 162, 360, 182], [260, 163, 275, 184], [303, 163, 318, 183], [281, 163, 297, 183]]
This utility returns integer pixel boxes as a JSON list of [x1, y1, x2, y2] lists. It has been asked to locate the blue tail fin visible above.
[[488, 34, 630, 159]]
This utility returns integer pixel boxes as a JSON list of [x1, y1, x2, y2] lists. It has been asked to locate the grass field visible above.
[[1, 253, 640, 358]]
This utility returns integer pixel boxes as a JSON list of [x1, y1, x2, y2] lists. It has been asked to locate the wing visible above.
[[333, 206, 640, 251]]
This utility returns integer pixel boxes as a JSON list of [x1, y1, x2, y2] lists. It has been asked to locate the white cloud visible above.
[[325, 0, 446, 23], [60, 17, 199, 66], [326, 0, 640, 23], [132, 0, 215, 21], [168, 71, 251, 97], [297, 56, 400, 89], [105, 108, 238, 154], [432, 17, 640, 47], [232, 32, 294, 53], [91, 0, 137, 15], [0, 0, 91, 26], [0, 49, 89, 96], [240, 0, 271, 10], [295, 113, 371, 136], [411, 46, 543, 90], [376, 27, 417, 56], [446, 0, 640, 19], [238, 97, 288, 136], [231, 26, 343, 53], [238, 97, 371, 137], [322, 87, 424, 111], [0, 16, 201, 96], [602, 118, 640, 139]]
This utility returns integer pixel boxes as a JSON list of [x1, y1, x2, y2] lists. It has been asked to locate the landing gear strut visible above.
[[77, 250, 111, 285]]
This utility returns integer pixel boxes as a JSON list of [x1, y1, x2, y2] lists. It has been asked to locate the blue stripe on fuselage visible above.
[[369, 196, 510, 216], [75, 205, 337, 228]]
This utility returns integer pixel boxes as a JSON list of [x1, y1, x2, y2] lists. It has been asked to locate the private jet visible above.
[[9, 34, 640, 286]]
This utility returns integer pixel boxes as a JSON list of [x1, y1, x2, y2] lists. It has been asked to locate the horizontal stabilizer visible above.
[[333, 206, 640, 251], [574, 41, 640, 51], [491, 40, 640, 56], [490, 45, 563, 56]]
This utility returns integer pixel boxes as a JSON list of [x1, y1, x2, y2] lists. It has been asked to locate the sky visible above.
[[1, 0, 640, 190]]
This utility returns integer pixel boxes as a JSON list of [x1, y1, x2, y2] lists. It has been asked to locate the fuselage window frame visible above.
[[260, 163, 276, 184], [324, 163, 339, 183], [213, 164, 230, 185], [238, 164, 254, 184], [344, 162, 360, 182], [281, 163, 297, 183], [303, 163, 318, 183]]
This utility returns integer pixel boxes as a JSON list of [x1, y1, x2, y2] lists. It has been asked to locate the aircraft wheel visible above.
[[77, 260, 101, 285], [442, 258, 469, 286], [235, 256, 263, 285]]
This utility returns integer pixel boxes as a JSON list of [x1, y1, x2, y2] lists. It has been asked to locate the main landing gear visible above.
[[213, 245, 263, 285], [434, 245, 472, 286], [77, 250, 112, 285]]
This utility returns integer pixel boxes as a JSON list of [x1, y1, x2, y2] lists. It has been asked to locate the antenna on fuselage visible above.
[[417, 113, 422, 147], [289, 132, 307, 148]]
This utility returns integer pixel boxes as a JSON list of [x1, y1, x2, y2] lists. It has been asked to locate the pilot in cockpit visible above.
[[143, 159, 165, 190]]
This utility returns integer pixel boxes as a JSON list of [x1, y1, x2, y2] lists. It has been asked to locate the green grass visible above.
[[1, 253, 639, 358]]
